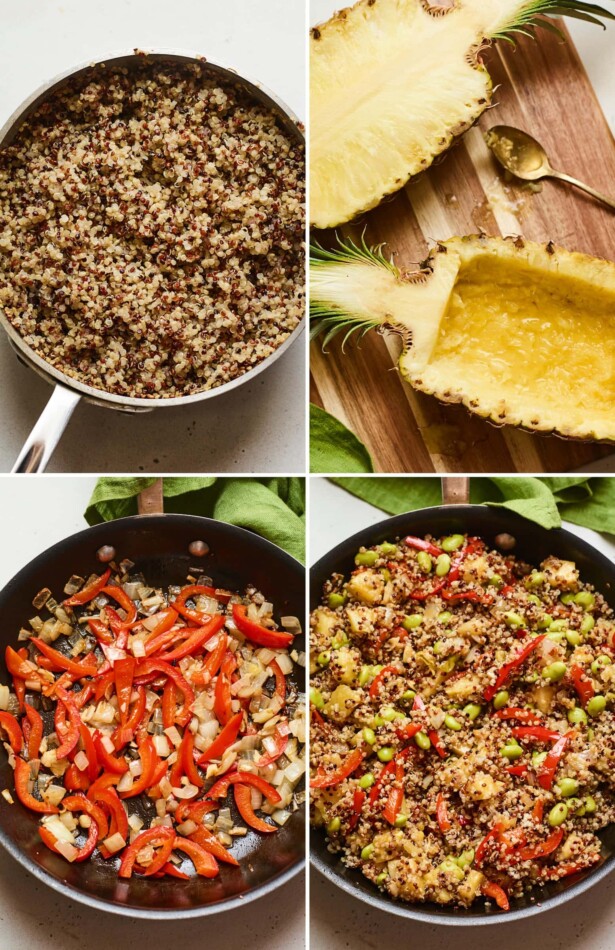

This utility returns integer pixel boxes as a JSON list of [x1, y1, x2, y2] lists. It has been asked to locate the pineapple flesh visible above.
[[310, 0, 614, 228], [310, 235, 615, 441]]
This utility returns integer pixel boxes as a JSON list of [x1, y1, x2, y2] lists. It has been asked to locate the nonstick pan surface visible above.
[[310, 503, 615, 925], [0, 514, 305, 917]]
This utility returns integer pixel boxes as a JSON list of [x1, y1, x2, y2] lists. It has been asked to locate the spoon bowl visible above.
[[484, 125, 550, 180]]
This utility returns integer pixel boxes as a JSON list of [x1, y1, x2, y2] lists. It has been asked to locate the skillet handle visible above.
[[138, 478, 164, 515], [441, 477, 470, 506], [11, 385, 81, 474]]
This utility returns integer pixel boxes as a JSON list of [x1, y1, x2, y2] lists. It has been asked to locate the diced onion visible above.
[[103, 833, 126, 855], [272, 809, 292, 826], [0, 686, 9, 712], [164, 726, 182, 748], [44, 784, 67, 807], [176, 820, 198, 836], [73, 751, 89, 772], [153, 735, 171, 758], [172, 784, 199, 799]]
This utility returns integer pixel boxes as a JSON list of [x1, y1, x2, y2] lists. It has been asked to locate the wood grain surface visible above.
[[310, 24, 615, 474]]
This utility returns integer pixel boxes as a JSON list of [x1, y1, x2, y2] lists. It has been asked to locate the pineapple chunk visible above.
[[541, 557, 579, 591], [323, 685, 362, 722], [458, 870, 486, 905], [346, 569, 384, 605], [462, 771, 504, 803], [445, 672, 481, 701], [345, 605, 376, 637], [330, 647, 361, 686]]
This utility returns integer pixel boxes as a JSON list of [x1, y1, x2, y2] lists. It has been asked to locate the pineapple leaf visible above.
[[310, 232, 399, 276], [493, 0, 614, 40], [311, 312, 381, 353]]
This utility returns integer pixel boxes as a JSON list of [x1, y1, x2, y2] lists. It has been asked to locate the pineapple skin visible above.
[[310, 0, 493, 229]]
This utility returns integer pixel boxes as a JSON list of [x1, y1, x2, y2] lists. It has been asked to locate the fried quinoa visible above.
[[310, 532, 615, 912], [0, 60, 304, 397]]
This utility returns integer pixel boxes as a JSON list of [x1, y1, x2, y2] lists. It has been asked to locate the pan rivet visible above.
[[495, 533, 516, 552], [189, 540, 209, 557], [96, 545, 116, 563]]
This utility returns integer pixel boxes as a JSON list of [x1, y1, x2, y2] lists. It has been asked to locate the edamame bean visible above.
[[328, 592, 347, 609], [433, 640, 444, 655], [394, 815, 408, 828], [548, 803, 568, 827], [415, 731, 431, 750], [444, 714, 462, 731], [565, 630, 582, 647], [537, 614, 554, 630], [568, 707, 587, 725], [401, 689, 416, 703], [435, 554, 451, 577], [504, 611, 524, 629], [317, 651, 331, 667], [403, 614, 423, 631], [566, 797, 586, 817], [581, 615, 596, 635], [361, 844, 374, 860], [379, 542, 398, 556], [355, 550, 378, 567], [327, 817, 341, 833], [591, 654, 611, 675], [377, 747, 395, 762], [526, 594, 542, 605], [557, 777, 579, 798], [440, 657, 457, 674], [438, 611, 453, 624], [560, 593, 576, 605], [493, 690, 510, 710], [372, 716, 385, 728], [456, 849, 475, 868], [310, 688, 325, 710], [463, 703, 482, 721], [574, 591, 595, 610], [526, 572, 546, 589], [547, 631, 566, 643], [359, 665, 373, 687], [380, 708, 396, 722], [362, 728, 376, 746], [549, 620, 568, 633], [488, 574, 504, 588], [376, 872, 388, 885], [359, 772, 375, 789], [544, 661, 567, 682], [417, 551, 433, 574], [442, 534, 464, 552], [501, 742, 523, 760], [584, 795, 597, 814], [587, 695, 607, 718], [331, 633, 349, 649], [532, 750, 547, 768]]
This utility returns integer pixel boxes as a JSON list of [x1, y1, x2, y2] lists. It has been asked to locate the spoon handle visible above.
[[550, 169, 615, 212]]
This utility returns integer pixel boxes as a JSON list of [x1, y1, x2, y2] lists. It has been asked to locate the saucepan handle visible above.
[[137, 478, 164, 515], [11, 384, 81, 473], [441, 477, 470, 506]]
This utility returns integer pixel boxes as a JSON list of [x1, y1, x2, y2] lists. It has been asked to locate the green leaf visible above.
[[310, 405, 374, 474]]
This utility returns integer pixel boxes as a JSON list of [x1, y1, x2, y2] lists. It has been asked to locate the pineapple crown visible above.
[[494, 1, 615, 41]]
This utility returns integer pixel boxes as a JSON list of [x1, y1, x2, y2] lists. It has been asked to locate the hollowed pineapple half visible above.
[[310, 0, 614, 228], [310, 234, 615, 441]]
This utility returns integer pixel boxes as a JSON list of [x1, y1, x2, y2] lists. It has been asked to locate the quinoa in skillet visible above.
[[0, 60, 304, 397], [310, 533, 615, 912]]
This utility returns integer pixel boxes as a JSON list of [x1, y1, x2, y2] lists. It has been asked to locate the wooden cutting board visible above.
[[310, 24, 615, 474]]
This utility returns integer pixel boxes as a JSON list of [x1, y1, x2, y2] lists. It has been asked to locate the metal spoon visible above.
[[485, 125, 615, 212]]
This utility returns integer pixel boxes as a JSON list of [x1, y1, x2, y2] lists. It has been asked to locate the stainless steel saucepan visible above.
[[0, 49, 305, 473]]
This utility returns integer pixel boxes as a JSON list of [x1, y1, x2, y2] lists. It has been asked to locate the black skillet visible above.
[[0, 482, 305, 918], [310, 477, 615, 925]]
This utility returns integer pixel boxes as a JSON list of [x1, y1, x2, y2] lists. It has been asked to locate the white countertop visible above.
[[0, 475, 305, 947], [309, 477, 615, 950], [0, 0, 306, 474]]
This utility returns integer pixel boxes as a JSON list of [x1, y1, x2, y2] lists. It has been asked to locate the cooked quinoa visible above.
[[0, 60, 304, 397], [310, 532, 615, 912]]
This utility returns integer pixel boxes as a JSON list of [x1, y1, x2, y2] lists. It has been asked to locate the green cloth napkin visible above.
[[85, 477, 305, 563], [310, 405, 374, 473], [331, 477, 615, 536]]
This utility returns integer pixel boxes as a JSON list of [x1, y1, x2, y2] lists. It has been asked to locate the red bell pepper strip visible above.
[[172, 836, 219, 877], [94, 669, 114, 702], [483, 635, 546, 702], [349, 788, 365, 831], [404, 536, 443, 557], [93, 732, 128, 775], [0, 711, 24, 753], [89, 786, 128, 846], [118, 826, 175, 878], [73, 684, 94, 709], [214, 652, 235, 726], [233, 783, 276, 834], [172, 584, 232, 626], [428, 730, 447, 758], [140, 834, 176, 877], [13, 757, 59, 813], [62, 793, 109, 839], [369, 759, 396, 807], [197, 711, 243, 765], [518, 827, 564, 862], [142, 608, 180, 655], [118, 735, 157, 799], [134, 659, 195, 728], [64, 763, 90, 792], [569, 664, 595, 707], [114, 656, 136, 725], [254, 725, 289, 768], [76, 722, 99, 784], [174, 799, 219, 824], [31, 639, 97, 678], [162, 679, 177, 731], [201, 634, 228, 681], [40, 821, 99, 863], [231, 604, 293, 649], [397, 722, 422, 741], [23, 704, 43, 760], [87, 617, 114, 646], [160, 863, 190, 880], [189, 825, 239, 866], [475, 822, 506, 867], [506, 764, 529, 777], [442, 589, 493, 606], [158, 616, 225, 663], [111, 686, 146, 749], [541, 861, 594, 881], [270, 659, 287, 706], [100, 585, 137, 626], [511, 726, 562, 743], [310, 749, 365, 790], [408, 580, 447, 602], [495, 708, 542, 724], [369, 664, 399, 700], [481, 881, 510, 911], [177, 729, 203, 789], [435, 792, 452, 833], [208, 770, 282, 803], [382, 761, 405, 825], [55, 687, 81, 760], [538, 731, 574, 791], [63, 569, 111, 606], [532, 799, 545, 824]]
